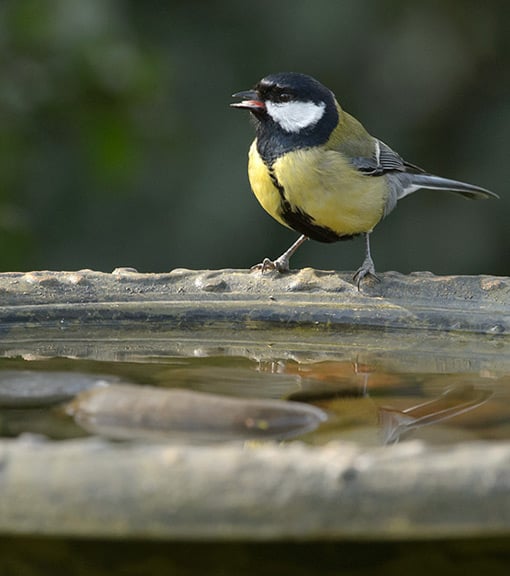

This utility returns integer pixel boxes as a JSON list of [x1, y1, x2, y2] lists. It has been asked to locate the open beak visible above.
[[230, 89, 266, 112]]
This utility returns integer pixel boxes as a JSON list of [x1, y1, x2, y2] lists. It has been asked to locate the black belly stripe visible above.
[[267, 165, 285, 201], [266, 165, 354, 244]]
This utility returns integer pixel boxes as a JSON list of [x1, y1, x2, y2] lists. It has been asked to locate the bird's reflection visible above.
[[378, 385, 493, 444], [283, 360, 496, 445]]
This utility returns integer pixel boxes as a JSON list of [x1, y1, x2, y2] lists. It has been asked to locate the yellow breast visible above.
[[247, 140, 290, 228], [247, 140, 389, 237]]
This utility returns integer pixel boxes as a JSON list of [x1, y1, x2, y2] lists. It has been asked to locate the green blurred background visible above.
[[0, 0, 508, 275]]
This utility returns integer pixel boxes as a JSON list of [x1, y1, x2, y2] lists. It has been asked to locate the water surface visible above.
[[1, 344, 508, 446]]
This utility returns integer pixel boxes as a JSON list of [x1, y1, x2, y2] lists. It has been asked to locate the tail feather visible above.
[[399, 173, 498, 201]]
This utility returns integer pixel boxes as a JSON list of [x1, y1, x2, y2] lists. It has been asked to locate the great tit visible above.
[[231, 72, 498, 287]]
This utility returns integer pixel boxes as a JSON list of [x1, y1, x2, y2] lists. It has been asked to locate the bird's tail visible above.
[[399, 173, 498, 201]]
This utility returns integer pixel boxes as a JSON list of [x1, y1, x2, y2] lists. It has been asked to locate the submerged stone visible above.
[[0, 370, 114, 408], [66, 383, 327, 442]]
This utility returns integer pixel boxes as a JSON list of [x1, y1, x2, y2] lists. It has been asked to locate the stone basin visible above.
[[0, 268, 509, 544]]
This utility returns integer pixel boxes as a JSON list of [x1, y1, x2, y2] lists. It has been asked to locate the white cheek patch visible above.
[[266, 100, 326, 133]]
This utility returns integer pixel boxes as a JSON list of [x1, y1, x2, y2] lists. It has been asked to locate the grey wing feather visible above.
[[350, 139, 425, 175], [350, 139, 424, 217], [350, 139, 497, 217]]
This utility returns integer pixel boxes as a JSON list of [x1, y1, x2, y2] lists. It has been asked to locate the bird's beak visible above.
[[230, 90, 265, 112]]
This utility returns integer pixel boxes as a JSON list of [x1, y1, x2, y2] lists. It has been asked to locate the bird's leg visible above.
[[353, 232, 380, 290], [251, 234, 308, 273]]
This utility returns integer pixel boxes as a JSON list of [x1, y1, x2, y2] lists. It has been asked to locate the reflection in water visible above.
[[378, 385, 494, 444], [284, 360, 502, 445], [0, 356, 507, 445]]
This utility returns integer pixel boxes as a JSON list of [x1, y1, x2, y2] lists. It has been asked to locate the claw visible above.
[[353, 265, 380, 290], [250, 235, 307, 275], [353, 232, 380, 290], [251, 256, 290, 273]]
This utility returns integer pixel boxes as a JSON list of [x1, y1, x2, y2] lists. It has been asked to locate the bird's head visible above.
[[231, 72, 337, 136]]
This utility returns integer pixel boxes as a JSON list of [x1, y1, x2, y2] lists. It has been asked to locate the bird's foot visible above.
[[251, 255, 290, 274], [251, 235, 307, 275], [353, 259, 380, 291]]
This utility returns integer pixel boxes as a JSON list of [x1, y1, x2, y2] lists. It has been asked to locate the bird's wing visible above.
[[336, 132, 497, 209], [350, 139, 425, 176]]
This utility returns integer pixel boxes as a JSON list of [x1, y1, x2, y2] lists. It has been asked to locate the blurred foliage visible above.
[[0, 0, 508, 275]]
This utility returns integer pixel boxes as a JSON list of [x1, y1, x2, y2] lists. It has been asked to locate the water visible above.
[[1, 329, 509, 575], [0, 351, 508, 445]]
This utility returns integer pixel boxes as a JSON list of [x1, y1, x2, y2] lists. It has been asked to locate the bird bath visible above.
[[0, 268, 509, 574]]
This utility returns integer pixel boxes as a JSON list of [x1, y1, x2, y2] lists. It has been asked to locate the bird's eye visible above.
[[277, 92, 293, 103]]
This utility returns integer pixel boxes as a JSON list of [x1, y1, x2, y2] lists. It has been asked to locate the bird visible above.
[[231, 72, 498, 288]]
